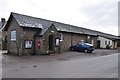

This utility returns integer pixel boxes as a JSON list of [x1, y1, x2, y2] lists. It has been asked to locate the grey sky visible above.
[[0, 0, 119, 36]]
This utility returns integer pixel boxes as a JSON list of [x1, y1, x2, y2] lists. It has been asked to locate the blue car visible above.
[[70, 43, 94, 53]]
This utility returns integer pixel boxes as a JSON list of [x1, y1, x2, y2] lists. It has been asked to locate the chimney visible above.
[[1, 18, 5, 27]]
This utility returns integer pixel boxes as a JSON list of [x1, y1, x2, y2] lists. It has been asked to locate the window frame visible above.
[[105, 41, 107, 45], [11, 30, 16, 41], [108, 41, 110, 45]]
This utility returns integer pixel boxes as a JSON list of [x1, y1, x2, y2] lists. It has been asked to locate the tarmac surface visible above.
[[1, 49, 119, 78]]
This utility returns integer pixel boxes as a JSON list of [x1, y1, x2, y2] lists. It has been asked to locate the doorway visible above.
[[49, 35, 54, 51], [97, 40, 100, 48]]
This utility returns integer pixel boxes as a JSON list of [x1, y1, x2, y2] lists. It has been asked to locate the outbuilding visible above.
[[2, 12, 118, 55], [97, 36, 117, 49]]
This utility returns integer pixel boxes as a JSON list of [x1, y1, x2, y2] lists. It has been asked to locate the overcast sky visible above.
[[0, 0, 119, 36]]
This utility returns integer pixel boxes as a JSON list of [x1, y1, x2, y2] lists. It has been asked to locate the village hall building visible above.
[[2, 12, 118, 55]]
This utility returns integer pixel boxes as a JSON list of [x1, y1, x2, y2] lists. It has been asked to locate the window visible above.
[[25, 41, 32, 48], [60, 33, 63, 41], [105, 41, 107, 45], [11, 30, 16, 41], [109, 41, 110, 45]]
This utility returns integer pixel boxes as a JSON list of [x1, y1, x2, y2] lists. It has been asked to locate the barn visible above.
[[2, 12, 118, 55]]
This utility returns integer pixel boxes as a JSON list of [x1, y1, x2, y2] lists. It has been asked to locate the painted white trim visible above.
[[11, 30, 16, 41]]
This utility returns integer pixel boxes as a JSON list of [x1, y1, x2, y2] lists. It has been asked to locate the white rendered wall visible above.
[[97, 36, 112, 48]]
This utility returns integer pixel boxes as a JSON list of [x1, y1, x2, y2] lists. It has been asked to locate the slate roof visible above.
[[118, 36, 120, 39], [11, 12, 118, 39], [12, 13, 43, 29], [55, 22, 118, 39]]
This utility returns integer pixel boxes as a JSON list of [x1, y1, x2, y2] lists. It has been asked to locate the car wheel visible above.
[[89, 51, 92, 53], [84, 49, 88, 53], [70, 47, 73, 51]]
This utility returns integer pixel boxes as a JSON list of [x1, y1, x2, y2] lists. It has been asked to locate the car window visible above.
[[80, 43, 84, 45], [76, 44, 79, 46], [85, 43, 93, 46]]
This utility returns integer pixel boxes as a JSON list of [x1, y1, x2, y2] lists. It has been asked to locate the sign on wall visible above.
[[25, 41, 32, 48], [55, 38, 60, 47]]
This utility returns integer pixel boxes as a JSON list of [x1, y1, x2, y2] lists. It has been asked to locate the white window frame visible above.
[[109, 41, 110, 45], [11, 30, 16, 41], [105, 41, 107, 45]]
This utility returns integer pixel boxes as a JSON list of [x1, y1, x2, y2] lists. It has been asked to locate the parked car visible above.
[[70, 43, 94, 53]]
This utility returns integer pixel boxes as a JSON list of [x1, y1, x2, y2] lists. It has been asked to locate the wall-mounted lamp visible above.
[[88, 36, 90, 39], [51, 30, 54, 33]]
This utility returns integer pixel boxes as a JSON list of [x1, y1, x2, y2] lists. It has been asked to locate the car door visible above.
[[79, 44, 86, 51], [75, 44, 80, 51], [77, 44, 83, 51]]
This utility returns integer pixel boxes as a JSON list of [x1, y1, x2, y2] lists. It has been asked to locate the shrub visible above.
[[106, 45, 110, 49]]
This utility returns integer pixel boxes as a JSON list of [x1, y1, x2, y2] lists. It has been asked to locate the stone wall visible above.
[[6, 17, 41, 55], [60, 32, 72, 51], [60, 32, 97, 51], [72, 34, 87, 45], [21, 27, 41, 55], [90, 36, 97, 48], [41, 25, 60, 53], [7, 17, 22, 55]]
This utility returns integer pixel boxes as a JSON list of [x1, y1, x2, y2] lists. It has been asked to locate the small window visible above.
[[109, 41, 110, 45], [11, 30, 16, 41], [105, 41, 107, 45], [60, 33, 63, 41]]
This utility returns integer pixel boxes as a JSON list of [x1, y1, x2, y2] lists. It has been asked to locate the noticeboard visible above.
[[55, 38, 60, 47], [25, 41, 32, 48]]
